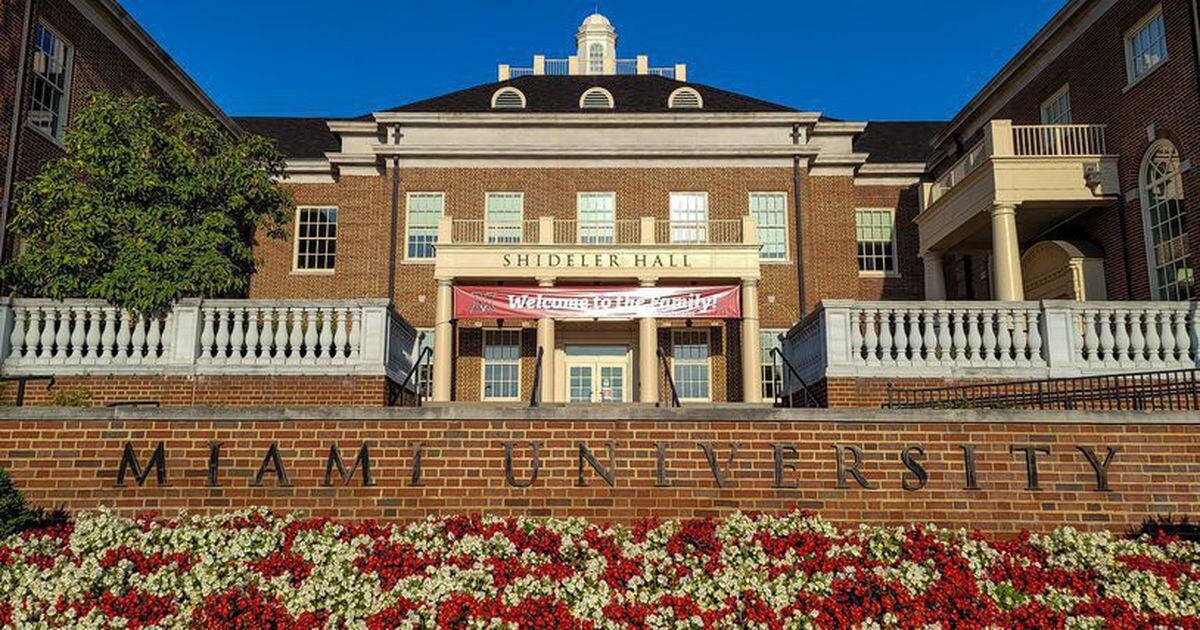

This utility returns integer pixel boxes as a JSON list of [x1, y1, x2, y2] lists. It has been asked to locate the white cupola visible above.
[[576, 13, 617, 75]]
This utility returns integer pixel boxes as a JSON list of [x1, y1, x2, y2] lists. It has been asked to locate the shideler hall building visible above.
[[2, 0, 1199, 409]]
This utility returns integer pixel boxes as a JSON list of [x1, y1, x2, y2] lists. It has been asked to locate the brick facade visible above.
[[250, 167, 925, 401], [0, 375, 391, 407], [2, 408, 1195, 535], [941, 0, 1200, 301]]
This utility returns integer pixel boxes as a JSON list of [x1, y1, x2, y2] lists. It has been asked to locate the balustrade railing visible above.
[[0, 299, 417, 380], [781, 300, 1200, 400], [654, 219, 743, 244], [445, 217, 751, 246]]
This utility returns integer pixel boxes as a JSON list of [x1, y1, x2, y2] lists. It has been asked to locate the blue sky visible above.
[[121, 0, 1067, 121]]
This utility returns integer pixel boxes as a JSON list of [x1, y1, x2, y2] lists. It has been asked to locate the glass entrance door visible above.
[[563, 345, 630, 404]]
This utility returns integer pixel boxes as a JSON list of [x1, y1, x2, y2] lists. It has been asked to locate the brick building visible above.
[[238, 14, 939, 405], [0, 0, 234, 261]]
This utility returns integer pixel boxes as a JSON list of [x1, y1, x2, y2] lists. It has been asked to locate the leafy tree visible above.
[[3, 93, 292, 315]]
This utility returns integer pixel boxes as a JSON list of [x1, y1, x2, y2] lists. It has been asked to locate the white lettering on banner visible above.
[[454, 285, 742, 320]]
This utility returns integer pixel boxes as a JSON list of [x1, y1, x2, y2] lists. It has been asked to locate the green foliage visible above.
[[48, 388, 91, 407], [0, 468, 31, 539], [4, 93, 292, 315]]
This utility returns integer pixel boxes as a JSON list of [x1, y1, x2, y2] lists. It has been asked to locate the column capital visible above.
[[742, 278, 759, 289], [639, 277, 656, 288], [922, 250, 944, 262], [991, 202, 1018, 216], [437, 278, 455, 288], [536, 277, 556, 287]]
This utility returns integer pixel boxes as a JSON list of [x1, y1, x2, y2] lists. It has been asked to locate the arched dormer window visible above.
[[579, 87, 614, 109], [668, 87, 703, 109], [588, 42, 604, 74], [1139, 139, 1193, 299], [491, 87, 526, 109]]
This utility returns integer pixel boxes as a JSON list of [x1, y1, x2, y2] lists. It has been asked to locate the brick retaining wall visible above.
[[0, 375, 391, 407], [1, 406, 1196, 535]]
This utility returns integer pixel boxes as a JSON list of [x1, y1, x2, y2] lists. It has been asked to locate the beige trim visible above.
[[490, 87, 527, 109], [579, 87, 615, 109], [667, 87, 704, 109], [372, 112, 823, 125]]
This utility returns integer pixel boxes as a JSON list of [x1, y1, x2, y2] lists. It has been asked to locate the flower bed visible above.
[[1, 509, 1199, 628]]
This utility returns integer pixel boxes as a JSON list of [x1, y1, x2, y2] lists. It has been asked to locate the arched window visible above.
[[668, 87, 703, 109], [579, 87, 614, 109], [491, 87, 526, 109], [1140, 140, 1193, 300], [588, 42, 604, 74]]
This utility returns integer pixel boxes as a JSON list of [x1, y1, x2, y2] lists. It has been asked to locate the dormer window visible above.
[[579, 87, 614, 109], [668, 87, 703, 109], [491, 87, 526, 109]]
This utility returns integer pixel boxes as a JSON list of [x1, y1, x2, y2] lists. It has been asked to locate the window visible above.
[[577, 193, 615, 244], [672, 330, 710, 401], [483, 329, 521, 400], [580, 87, 614, 109], [760, 331, 785, 401], [1140, 140, 1193, 300], [1040, 85, 1072, 125], [588, 42, 604, 74], [855, 208, 897, 274], [28, 23, 72, 142], [668, 87, 703, 109], [491, 87, 526, 109], [406, 193, 443, 260], [294, 207, 338, 272], [415, 329, 435, 398], [486, 193, 524, 243], [669, 192, 708, 243], [750, 193, 787, 260], [1126, 7, 1168, 84]]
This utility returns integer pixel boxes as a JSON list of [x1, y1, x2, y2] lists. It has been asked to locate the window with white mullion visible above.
[[415, 329, 435, 397], [760, 330, 785, 401], [1040, 86, 1072, 125], [486, 193, 524, 244], [483, 329, 521, 400], [29, 23, 72, 141], [577, 193, 615, 244], [669, 193, 708, 243], [294, 207, 338, 271], [672, 329, 710, 401], [406, 193, 443, 260], [1126, 9, 1168, 83], [1141, 141, 1193, 300], [750, 193, 787, 260], [855, 209, 896, 274]]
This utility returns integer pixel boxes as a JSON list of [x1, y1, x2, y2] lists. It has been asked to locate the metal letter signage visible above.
[[453, 285, 741, 320]]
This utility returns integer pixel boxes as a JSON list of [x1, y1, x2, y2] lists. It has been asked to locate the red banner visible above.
[[453, 285, 741, 320]]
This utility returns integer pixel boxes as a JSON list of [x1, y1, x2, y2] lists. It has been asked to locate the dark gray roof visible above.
[[854, 121, 945, 164], [381, 75, 796, 114], [235, 117, 340, 159]]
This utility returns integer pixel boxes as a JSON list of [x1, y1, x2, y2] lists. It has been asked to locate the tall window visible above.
[[855, 208, 896, 274], [577, 193, 615, 244], [750, 193, 787, 260], [588, 42, 604, 74], [1040, 85, 1072, 125], [29, 23, 72, 142], [294, 207, 338, 271], [760, 331, 785, 402], [669, 193, 708, 243], [483, 329, 521, 400], [1141, 141, 1193, 300], [486, 193, 524, 244], [1126, 8, 1168, 84], [672, 330, 710, 401], [415, 329, 435, 397], [406, 193, 443, 260]]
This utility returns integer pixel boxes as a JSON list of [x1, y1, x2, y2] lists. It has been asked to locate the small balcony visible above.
[[433, 216, 762, 282], [917, 120, 1120, 256]]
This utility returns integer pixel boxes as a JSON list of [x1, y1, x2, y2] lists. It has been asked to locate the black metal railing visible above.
[[389, 346, 433, 407], [1, 375, 56, 407], [657, 347, 682, 408], [529, 347, 544, 407], [769, 347, 821, 408], [885, 369, 1200, 410]]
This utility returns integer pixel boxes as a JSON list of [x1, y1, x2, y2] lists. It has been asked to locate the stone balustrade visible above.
[[782, 300, 1200, 393], [0, 298, 418, 381]]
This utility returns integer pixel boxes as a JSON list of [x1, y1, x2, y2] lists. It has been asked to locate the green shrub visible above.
[[0, 468, 31, 539]]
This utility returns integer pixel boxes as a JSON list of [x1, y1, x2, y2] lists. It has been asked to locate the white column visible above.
[[536, 278, 556, 403], [923, 251, 947, 300], [638, 279, 659, 405], [741, 280, 763, 403], [432, 279, 454, 402], [991, 203, 1025, 301]]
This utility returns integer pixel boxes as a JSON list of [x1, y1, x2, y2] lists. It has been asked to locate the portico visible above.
[[429, 215, 764, 404]]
